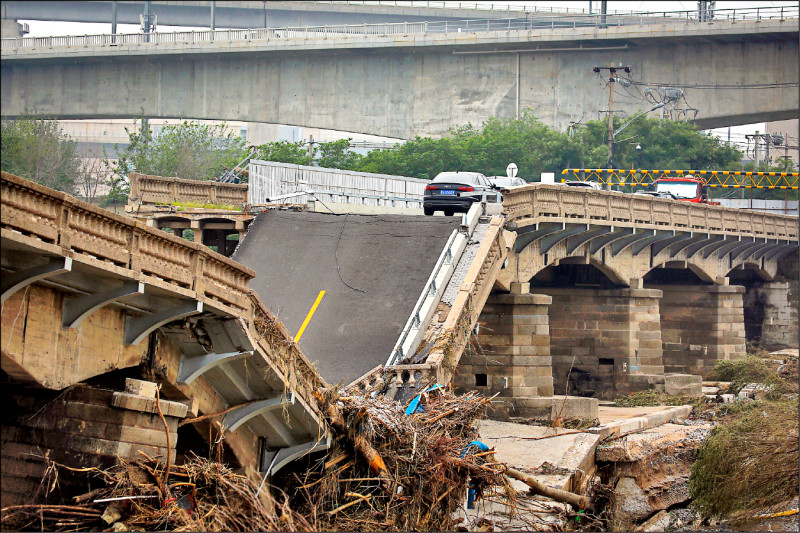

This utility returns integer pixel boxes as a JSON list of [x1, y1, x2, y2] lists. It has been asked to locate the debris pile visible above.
[[292, 387, 509, 531], [0, 454, 312, 532]]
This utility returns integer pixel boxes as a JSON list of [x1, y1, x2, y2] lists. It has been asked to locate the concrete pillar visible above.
[[454, 292, 555, 418], [534, 286, 665, 399], [191, 221, 203, 243], [749, 281, 798, 350], [654, 284, 746, 377]]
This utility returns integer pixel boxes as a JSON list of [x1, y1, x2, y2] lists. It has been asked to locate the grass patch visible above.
[[690, 398, 799, 519], [612, 389, 697, 407], [159, 201, 241, 211], [709, 355, 791, 399]]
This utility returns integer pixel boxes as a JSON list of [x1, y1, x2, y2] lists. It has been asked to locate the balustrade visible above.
[[503, 184, 799, 241], [1, 172, 253, 312]]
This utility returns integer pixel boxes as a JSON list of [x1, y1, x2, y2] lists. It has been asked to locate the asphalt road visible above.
[[233, 210, 460, 385]]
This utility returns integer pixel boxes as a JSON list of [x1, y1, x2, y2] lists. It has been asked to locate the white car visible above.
[[561, 180, 603, 190], [487, 176, 526, 189]]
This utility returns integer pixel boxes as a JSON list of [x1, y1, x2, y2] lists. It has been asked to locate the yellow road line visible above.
[[294, 290, 326, 342]]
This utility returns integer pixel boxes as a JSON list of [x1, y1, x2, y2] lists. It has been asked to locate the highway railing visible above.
[[561, 169, 800, 189], [3, 6, 796, 51], [502, 183, 799, 241]]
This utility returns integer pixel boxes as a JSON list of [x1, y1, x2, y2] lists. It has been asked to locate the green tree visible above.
[[317, 138, 364, 170], [254, 140, 314, 166], [355, 136, 463, 180], [114, 119, 248, 181], [0, 115, 82, 193], [576, 116, 742, 170]]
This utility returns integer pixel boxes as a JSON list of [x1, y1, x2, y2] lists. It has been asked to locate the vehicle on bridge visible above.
[[561, 180, 603, 190], [634, 190, 678, 200], [488, 176, 526, 189], [423, 172, 501, 216], [654, 175, 716, 204]]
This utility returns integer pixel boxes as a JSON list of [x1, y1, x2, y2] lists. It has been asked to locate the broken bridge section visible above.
[[232, 210, 462, 385], [1, 172, 329, 489]]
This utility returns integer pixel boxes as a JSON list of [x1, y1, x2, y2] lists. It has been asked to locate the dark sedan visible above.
[[423, 172, 502, 216]]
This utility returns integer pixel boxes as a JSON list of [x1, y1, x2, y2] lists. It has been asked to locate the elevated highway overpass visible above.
[[2, 8, 797, 137]]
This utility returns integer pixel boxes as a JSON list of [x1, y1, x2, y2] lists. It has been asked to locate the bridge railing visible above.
[[3, 6, 796, 51], [502, 183, 799, 241], [129, 173, 248, 207], [1, 171, 254, 311]]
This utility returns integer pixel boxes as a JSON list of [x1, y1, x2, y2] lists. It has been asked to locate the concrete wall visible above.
[[1, 382, 184, 506], [2, 20, 796, 137]]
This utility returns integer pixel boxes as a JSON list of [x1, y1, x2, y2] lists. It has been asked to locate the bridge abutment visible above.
[[532, 286, 666, 400], [652, 283, 746, 377]]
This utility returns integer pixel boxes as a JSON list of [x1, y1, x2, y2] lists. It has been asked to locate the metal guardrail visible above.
[[387, 202, 482, 366], [2, 7, 796, 51], [257, 188, 423, 209], [561, 169, 800, 189]]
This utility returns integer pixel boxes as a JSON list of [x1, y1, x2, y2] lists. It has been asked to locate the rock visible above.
[[613, 476, 653, 522], [636, 510, 670, 532], [664, 374, 702, 397], [102, 504, 122, 525]]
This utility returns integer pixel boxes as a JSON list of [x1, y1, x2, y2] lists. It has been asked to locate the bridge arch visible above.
[[644, 261, 716, 285], [529, 257, 628, 288]]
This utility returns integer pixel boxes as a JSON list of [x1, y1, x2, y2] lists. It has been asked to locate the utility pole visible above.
[[594, 65, 630, 175]]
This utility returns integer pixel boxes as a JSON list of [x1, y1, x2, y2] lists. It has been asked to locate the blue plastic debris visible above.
[[461, 440, 489, 509], [404, 384, 444, 416]]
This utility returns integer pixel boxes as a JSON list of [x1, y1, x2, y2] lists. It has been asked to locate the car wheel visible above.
[[423, 206, 434, 216], [443, 209, 454, 217]]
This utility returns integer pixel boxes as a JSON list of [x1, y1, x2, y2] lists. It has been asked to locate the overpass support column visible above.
[[534, 285, 665, 400], [454, 286, 555, 418], [653, 282, 746, 377]]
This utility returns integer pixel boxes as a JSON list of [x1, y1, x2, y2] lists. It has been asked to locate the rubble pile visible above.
[[0, 454, 312, 532], [292, 387, 510, 531]]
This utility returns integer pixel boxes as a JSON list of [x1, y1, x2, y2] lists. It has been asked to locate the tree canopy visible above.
[[114, 119, 248, 182], [1, 115, 83, 194]]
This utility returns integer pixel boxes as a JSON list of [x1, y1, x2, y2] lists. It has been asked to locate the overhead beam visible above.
[[610, 229, 655, 256], [702, 236, 741, 259], [669, 233, 709, 256], [769, 244, 799, 262], [124, 300, 203, 345], [540, 224, 588, 255], [730, 239, 766, 261], [685, 234, 725, 259], [222, 393, 295, 432], [750, 240, 781, 260], [264, 439, 331, 476], [588, 228, 633, 255], [713, 238, 754, 260], [177, 350, 252, 384], [631, 231, 674, 256], [219, 365, 299, 448], [513, 222, 563, 254], [565, 226, 612, 255], [62, 281, 144, 328], [651, 232, 693, 257], [1, 257, 72, 303]]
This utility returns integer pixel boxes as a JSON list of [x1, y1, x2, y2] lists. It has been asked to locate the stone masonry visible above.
[[533, 285, 665, 400], [1, 379, 186, 506], [653, 283, 746, 377], [454, 288, 555, 418]]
